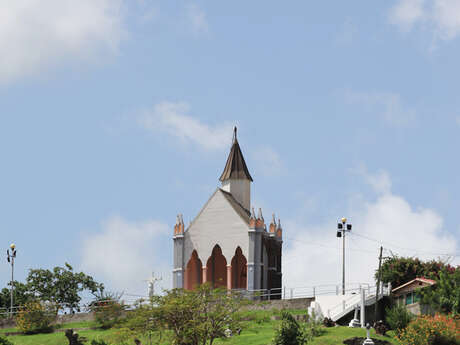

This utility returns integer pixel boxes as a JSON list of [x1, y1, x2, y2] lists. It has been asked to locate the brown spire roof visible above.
[[219, 127, 253, 182]]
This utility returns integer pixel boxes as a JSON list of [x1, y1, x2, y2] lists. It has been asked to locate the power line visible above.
[[284, 236, 377, 255], [349, 232, 460, 258]]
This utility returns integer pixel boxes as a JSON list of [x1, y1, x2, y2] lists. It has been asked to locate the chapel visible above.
[[172, 128, 283, 295]]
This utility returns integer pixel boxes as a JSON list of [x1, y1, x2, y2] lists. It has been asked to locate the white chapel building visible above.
[[172, 128, 283, 295]]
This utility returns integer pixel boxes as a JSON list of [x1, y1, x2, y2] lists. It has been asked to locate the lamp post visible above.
[[337, 218, 352, 295], [6, 244, 17, 318]]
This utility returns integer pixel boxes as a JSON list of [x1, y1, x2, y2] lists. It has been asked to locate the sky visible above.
[[1, 0, 460, 301]]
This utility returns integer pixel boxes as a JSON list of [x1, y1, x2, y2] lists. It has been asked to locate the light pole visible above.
[[337, 218, 352, 295], [6, 243, 17, 318]]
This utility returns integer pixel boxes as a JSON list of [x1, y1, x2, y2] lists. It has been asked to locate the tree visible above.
[[0, 281, 33, 316], [125, 284, 244, 345], [26, 263, 103, 313], [375, 256, 456, 288], [15, 300, 56, 334], [89, 291, 126, 329], [272, 311, 308, 345], [421, 267, 460, 315]]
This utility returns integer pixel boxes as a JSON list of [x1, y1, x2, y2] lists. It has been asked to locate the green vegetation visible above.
[[0, 311, 402, 345], [385, 305, 414, 336], [376, 256, 458, 288], [15, 301, 56, 334], [272, 311, 308, 345], [26, 263, 103, 313], [397, 314, 460, 345], [421, 268, 460, 315]]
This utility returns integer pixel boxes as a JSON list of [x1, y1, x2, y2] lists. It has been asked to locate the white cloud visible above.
[[344, 90, 416, 127], [389, 0, 460, 41], [139, 101, 234, 151], [252, 146, 284, 177], [80, 216, 171, 297], [283, 169, 459, 288], [389, 0, 425, 31], [185, 4, 209, 34], [0, 0, 124, 83]]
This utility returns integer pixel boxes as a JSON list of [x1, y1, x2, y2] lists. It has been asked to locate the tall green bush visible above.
[[385, 305, 413, 335], [272, 311, 308, 345], [89, 292, 125, 329], [15, 300, 56, 334], [0, 336, 14, 345]]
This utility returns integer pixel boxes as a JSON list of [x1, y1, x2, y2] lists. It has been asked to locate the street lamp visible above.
[[337, 218, 352, 295], [6, 243, 17, 317]]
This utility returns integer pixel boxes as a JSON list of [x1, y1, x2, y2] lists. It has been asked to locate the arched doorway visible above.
[[231, 247, 247, 289], [206, 245, 227, 288], [184, 250, 202, 290]]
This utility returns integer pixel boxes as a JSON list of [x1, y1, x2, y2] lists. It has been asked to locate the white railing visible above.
[[325, 283, 391, 321], [242, 282, 374, 301]]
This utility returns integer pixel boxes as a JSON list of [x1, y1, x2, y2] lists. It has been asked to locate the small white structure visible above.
[[348, 306, 360, 328], [144, 272, 162, 298], [362, 323, 375, 345]]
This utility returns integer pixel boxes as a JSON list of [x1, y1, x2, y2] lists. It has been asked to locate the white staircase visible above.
[[308, 283, 391, 323]]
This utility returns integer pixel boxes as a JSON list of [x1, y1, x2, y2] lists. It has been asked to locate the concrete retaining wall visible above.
[[0, 312, 95, 329], [243, 297, 314, 311]]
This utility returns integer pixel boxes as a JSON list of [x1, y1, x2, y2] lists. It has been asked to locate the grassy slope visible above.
[[2, 312, 400, 345]]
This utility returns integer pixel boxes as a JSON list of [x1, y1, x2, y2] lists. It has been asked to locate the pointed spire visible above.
[[219, 127, 253, 182], [251, 207, 256, 219], [257, 208, 264, 221], [269, 213, 277, 233], [276, 219, 283, 238]]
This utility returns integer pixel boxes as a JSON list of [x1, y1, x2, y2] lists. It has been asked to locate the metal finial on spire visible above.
[[233, 126, 237, 143], [272, 213, 276, 224]]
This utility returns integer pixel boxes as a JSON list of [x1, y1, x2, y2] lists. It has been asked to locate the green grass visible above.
[[1, 311, 401, 345]]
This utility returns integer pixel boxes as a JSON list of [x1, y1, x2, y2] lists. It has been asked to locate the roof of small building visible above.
[[219, 127, 253, 182], [392, 277, 436, 294]]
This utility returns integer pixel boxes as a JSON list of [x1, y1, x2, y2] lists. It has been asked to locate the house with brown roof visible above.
[[172, 128, 283, 296], [392, 277, 436, 315]]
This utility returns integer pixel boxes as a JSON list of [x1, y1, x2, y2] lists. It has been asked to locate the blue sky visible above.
[[0, 0, 459, 298]]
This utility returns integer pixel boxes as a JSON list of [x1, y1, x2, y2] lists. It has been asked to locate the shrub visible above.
[[91, 339, 110, 345], [303, 311, 323, 340], [397, 314, 460, 345], [0, 336, 14, 345], [89, 292, 125, 329], [272, 311, 308, 345], [373, 320, 388, 336], [322, 317, 335, 327], [15, 300, 56, 334], [385, 305, 413, 335]]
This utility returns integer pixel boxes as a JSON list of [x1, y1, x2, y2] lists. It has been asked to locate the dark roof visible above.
[[219, 128, 253, 182], [219, 188, 251, 224]]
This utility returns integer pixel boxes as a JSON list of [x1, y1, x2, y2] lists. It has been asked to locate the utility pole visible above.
[[337, 218, 352, 295], [6, 244, 17, 318], [374, 246, 383, 323]]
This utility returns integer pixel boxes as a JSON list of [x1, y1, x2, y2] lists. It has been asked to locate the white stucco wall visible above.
[[183, 189, 250, 265], [221, 179, 251, 210]]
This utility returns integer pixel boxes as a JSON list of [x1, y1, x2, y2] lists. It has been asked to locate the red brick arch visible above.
[[231, 247, 247, 289], [184, 250, 202, 290], [206, 245, 227, 288]]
